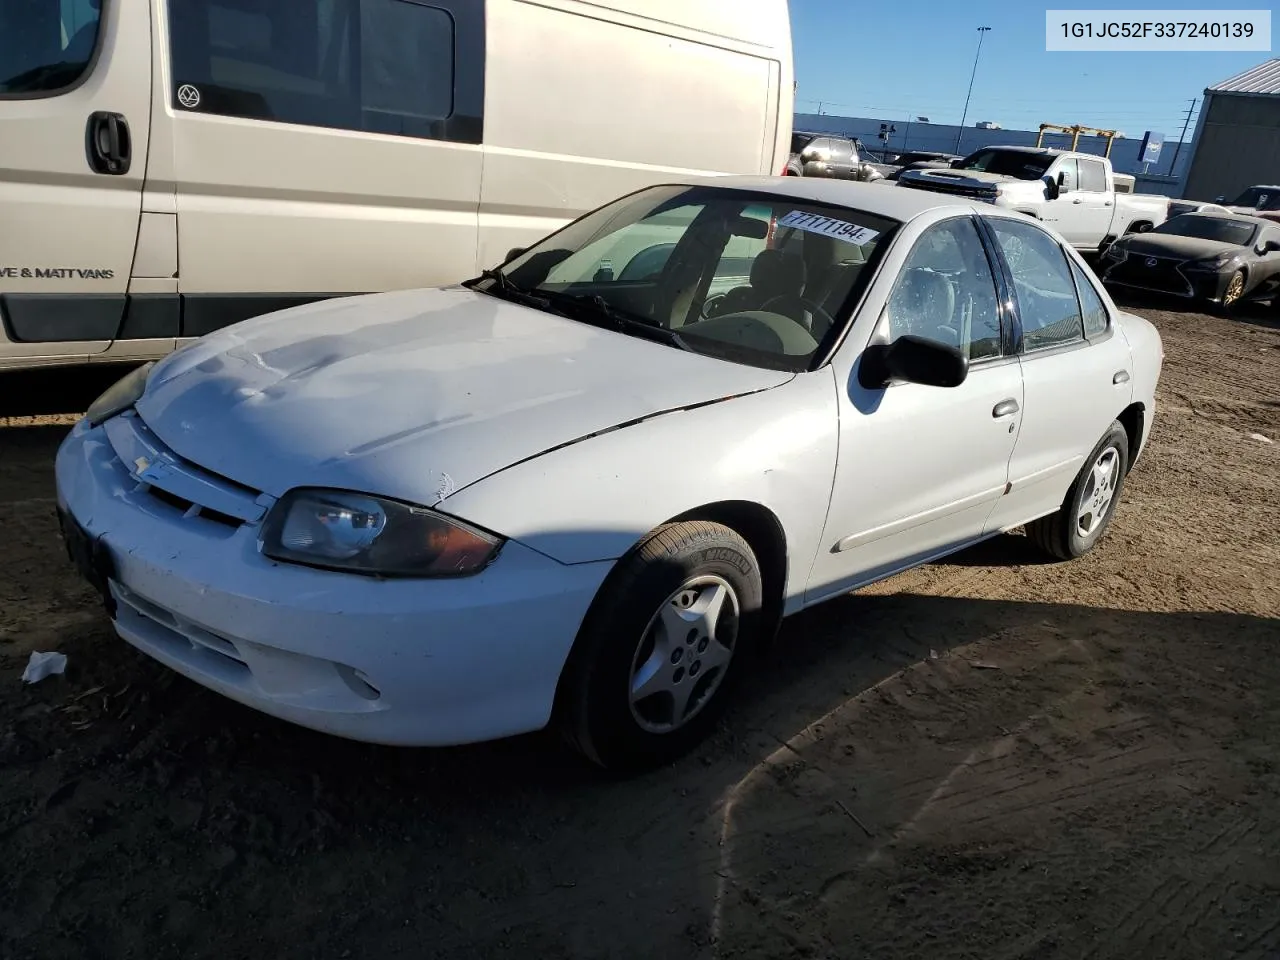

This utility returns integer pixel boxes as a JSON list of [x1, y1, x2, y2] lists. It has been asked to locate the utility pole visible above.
[[955, 26, 992, 154], [1169, 98, 1197, 176]]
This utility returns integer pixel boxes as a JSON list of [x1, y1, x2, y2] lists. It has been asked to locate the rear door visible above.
[[1073, 157, 1113, 245], [0, 0, 151, 364]]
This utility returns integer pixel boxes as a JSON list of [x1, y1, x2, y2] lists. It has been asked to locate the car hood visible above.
[[135, 288, 792, 506], [900, 169, 1017, 190], [1114, 234, 1242, 261]]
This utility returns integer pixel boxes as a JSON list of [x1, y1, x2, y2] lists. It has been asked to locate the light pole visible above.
[[955, 26, 992, 154]]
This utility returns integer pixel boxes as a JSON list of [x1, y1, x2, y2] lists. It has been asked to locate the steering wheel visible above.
[[758, 295, 837, 336], [701, 292, 731, 319]]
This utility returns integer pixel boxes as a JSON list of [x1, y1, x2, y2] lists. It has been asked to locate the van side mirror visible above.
[[505, 246, 527, 263], [1043, 174, 1060, 200], [858, 335, 969, 389]]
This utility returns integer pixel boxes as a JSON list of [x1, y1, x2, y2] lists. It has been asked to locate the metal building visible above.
[[1181, 59, 1280, 202]]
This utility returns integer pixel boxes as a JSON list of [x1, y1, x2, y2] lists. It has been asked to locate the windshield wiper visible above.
[[465, 267, 556, 312], [537, 291, 694, 352]]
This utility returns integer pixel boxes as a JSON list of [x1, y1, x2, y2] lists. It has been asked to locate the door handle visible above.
[[1104, 201, 1113, 207], [993, 398, 1019, 418], [86, 112, 131, 176], [1072, 198, 1083, 204], [1113, 370, 1130, 385]]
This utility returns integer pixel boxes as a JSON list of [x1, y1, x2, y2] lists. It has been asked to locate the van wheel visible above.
[[1028, 421, 1129, 561], [559, 522, 763, 772]]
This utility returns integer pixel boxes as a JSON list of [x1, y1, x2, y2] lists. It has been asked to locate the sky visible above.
[[788, 1, 1272, 138]]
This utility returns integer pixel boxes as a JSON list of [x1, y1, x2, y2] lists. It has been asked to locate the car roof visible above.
[[682, 175, 984, 222]]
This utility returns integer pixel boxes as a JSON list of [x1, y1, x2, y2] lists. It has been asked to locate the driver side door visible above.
[[805, 215, 1024, 604]]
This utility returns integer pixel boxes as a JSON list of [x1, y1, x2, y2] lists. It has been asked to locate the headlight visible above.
[[1190, 252, 1235, 269], [260, 488, 503, 577], [85, 362, 155, 427]]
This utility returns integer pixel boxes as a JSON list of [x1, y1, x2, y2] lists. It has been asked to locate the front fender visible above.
[[438, 371, 840, 602]]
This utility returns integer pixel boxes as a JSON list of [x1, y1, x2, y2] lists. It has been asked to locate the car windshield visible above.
[[791, 133, 815, 154], [956, 149, 1054, 179], [0, 0, 101, 94], [471, 185, 900, 372], [1231, 187, 1280, 210], [1153, 215, 1257, 246]]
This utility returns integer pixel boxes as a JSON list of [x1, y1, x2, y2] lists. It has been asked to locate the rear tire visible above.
[[1028, 421, 1130, 561], [559, 521, 764, 772]]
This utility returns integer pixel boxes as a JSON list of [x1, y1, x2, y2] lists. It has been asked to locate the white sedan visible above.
[[55, 178, 1164, 770]]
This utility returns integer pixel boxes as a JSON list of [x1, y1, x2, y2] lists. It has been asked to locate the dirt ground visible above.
[[1, 299, 1278, 960]]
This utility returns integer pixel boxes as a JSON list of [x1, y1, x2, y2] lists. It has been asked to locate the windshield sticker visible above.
[[776, 210, 880, 245]]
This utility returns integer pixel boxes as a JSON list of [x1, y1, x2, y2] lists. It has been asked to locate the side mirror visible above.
[[949, 158, 964, 168], [858, 335, 969, 389], [1261, 239, 1280, 254], [505, 246, 527, 263], [1043, 174, 1060, 201]]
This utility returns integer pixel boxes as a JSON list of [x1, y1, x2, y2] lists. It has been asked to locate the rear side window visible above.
[[1079, 159, 1107, 192], [986, 217, 1084, 351], [0, 0, 102, 96], [167, 0, 483, 143]]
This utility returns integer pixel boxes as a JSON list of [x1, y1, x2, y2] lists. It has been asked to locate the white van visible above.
[[0, 0, 793, 371]]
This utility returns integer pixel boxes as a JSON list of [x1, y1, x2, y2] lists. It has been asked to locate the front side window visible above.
[[487, 186, 900, 372], [1, 0, 101, 95], [1056, 159, 1079, 192], [167, 0, 473, 142], [881, 217, 1002, 362], [1078, 159, 1107, 193], [987, 217, 1084, 352]]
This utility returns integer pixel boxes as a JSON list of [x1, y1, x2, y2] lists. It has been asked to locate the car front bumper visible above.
[[1102, 257, 1235, 303], [54, 414, 614, 747]]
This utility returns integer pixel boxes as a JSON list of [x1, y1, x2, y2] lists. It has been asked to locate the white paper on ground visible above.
[[22, 651, 68, 684]]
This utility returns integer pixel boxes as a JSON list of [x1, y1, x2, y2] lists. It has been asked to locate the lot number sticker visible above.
[[777, 210, 879, 245]]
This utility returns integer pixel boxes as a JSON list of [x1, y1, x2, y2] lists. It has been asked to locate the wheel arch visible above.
[[1116, 401, 1146, 473], [668, 500, 789, 644]]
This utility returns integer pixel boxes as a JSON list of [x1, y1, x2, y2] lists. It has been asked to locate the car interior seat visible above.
[[886, 267, 957, 346], [706, 250, 811, 329]]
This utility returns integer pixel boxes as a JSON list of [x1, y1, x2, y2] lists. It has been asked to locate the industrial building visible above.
[[1181, 59, 1280, 202]]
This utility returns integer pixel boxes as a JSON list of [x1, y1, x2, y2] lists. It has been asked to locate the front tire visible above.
[[1028, 421, 1130, 561], [1218, 269, 1246, 315], [558, 522, 764, 772]]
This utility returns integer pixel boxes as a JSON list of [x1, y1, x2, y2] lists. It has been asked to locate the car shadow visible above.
[[0, 362, 142, 419], [929, 530, 1057, 567], [1108, 287, 1280, 330]]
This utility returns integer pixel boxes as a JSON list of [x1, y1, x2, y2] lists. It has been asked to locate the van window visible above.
[[168, 0, 475, 142], [0, 0, 102, 95]]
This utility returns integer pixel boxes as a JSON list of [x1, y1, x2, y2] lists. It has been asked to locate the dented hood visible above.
[[135, 288, 792, 506]]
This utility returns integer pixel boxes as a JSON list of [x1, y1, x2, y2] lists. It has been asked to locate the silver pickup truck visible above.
[[898, 145, 1168, 254]]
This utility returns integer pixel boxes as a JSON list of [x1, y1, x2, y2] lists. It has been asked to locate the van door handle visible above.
[[993, 398, 1019, 417], [1072, 198, 1083, 204], [86, 112, 131, 176], [1113, 370, 1130, 385]]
